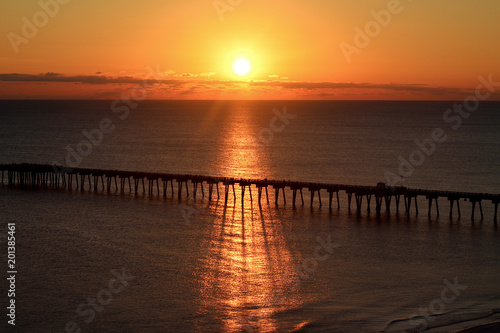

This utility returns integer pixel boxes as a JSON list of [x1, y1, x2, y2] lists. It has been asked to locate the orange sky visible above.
[[0, 0, 499, 100]]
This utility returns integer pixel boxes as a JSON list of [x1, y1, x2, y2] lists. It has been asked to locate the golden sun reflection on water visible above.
[[196, 200, 304, 332], [211, 102, 269, 180], [195, 105, 304, 332]]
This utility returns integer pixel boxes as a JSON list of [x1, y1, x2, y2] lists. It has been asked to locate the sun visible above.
[[233, 58, 251, 76]]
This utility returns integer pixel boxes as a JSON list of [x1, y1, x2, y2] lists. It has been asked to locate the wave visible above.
[[381, 308, 500, 332]]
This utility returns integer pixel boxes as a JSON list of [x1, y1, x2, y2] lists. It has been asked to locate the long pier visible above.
[[1, 163, 499, 222]]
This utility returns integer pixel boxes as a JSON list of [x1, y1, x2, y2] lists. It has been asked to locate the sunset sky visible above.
[[1, 0, 499, 100]]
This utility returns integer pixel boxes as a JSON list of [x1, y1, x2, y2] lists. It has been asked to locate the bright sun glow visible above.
[[233, 59, 251, 76]]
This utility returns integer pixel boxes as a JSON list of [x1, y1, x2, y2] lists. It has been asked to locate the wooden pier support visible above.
[[257, 184, 270, 205], [347, 192, 353, 211], [355, 194, 363, 214], [353, 192, 372, 214], [309, 188, 322, 207], [106, 175, 118, 192], [100, 175, 106, 191], [120, 176, 132, 193], [177, 180, 189, 199], [291, 187, 304, 208], [30, 172, 35, 189], [470, 198, 483, 221], [426, 195, 439, 217], [394, 195, 401, 213], [147, 178, 160, 195], [178, 181, 183, 198], [161, 177, 174, 197], [92, 174, 105, 191], [223, 182, 236, 204], [240, 183, 252, 203], [57, 172, 65, 188], [405, 194, 418, 216], [384, 195, 392, 214], [448, 197, 461, 219], [69, 173, 78, 189], [193, 182, 198, 198], [133, 177, 145, 195], [375, 195, 383, 215], [208, 182, 219, 201], [80, 173, 91, 191], [273, 186, 286, 206], [327, 189, 340, 210], [192, 181, 203, 199]]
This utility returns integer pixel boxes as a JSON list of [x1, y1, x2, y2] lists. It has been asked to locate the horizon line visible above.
[[2, 99, 500, 102]]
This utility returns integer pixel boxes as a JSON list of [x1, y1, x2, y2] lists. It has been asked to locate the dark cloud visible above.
[[43, 72, 61, 77], [246, 81, 464, 95], [0, 72, 469, 96], [0, 73, 178, 85]]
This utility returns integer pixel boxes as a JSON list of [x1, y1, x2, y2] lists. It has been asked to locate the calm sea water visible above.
[[0, 100, 499, 332]]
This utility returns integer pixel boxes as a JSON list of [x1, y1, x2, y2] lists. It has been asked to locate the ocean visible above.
[[0, 100, 499, 332]]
